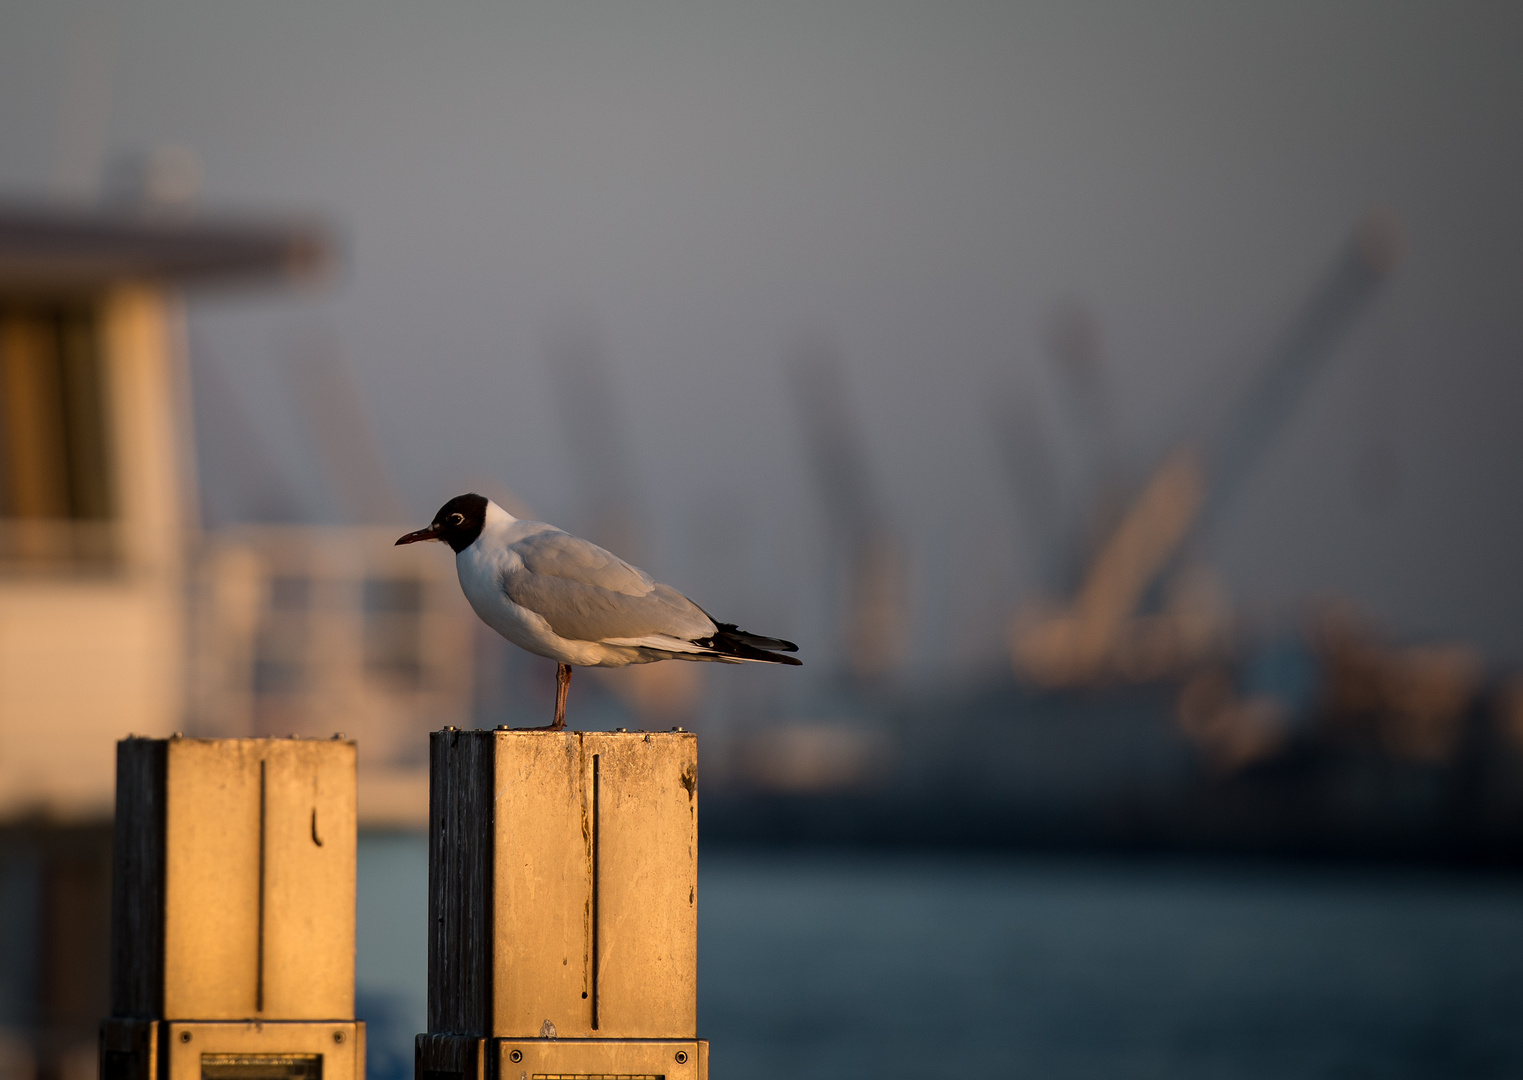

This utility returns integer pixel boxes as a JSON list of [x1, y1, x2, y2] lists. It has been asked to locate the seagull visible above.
[[397, 493, 801, 729]]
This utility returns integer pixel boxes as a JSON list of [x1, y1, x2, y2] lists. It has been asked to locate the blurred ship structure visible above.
[[787, 338, 911, 688], [708, 211, 1523, 859], [0, 184, 475, 829], [0, 194, 329, 1080], [0, 193, 484, 1078], [189, 522, 472, 822], [0, 198, 325, 816], [716, 340, 908, 797], [187, 329, 476, 826]]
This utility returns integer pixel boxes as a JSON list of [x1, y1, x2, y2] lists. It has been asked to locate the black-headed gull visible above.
[[397, 493, 800, 729]]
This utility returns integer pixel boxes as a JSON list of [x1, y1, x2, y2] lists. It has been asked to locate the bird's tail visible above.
[[697, 623, 802, 665]]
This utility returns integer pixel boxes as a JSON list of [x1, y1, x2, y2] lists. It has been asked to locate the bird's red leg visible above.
[[552, 663, 572, 730]]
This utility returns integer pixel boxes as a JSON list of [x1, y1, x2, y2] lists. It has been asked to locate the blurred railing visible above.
[[0, 518, 119, 575]]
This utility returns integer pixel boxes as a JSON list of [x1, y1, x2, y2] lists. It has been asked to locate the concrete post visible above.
[[419, 728, 707, 1080], [100, 735, 364, 1080]]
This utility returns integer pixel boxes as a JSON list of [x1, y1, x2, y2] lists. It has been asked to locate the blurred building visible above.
[[0, 203, 327, 815], [0, 202, 316, 1080], [190, 524, 471, 824], [0, 201, 474, 1080]]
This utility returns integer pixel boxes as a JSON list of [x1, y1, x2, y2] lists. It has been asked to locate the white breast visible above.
[[454, 527, 631, 666]]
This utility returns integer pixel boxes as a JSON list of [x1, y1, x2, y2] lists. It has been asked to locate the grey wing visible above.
[[502, 528, 716, 643]]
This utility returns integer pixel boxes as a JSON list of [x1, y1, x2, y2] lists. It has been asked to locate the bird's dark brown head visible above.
[[396, 493, 489, 553]]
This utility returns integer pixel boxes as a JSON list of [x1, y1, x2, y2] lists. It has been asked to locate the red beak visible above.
[[395, 524, 442, 546]]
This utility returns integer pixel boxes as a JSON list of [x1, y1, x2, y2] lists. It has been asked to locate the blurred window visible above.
[[269, 575, 312, 610], [363, 576, 424, 687], [0, 304, 115, 570], [363, 577, 422, 614], [254, 574, 311, 695]]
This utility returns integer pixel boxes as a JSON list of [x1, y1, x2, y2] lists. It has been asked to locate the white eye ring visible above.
[[449, 513, 465, 525]]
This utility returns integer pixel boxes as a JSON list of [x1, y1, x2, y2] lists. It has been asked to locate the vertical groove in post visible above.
[[591, 752, 600, 1032], [256, 757, 266, 1014]]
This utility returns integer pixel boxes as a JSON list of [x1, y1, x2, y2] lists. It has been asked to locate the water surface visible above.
[[358, 838, 1523, 1079]]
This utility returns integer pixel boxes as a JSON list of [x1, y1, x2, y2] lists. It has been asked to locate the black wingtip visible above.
[[702, 623, 803, 665], [714, 622, 799, 652]]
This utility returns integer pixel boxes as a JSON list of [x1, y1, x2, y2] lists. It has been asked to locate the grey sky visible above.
[[2, 1, 1521, 673]]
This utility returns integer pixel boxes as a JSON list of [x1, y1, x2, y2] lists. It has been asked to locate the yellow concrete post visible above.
[[420, 728, 708, 1080], [100, 736, 364, 1080]]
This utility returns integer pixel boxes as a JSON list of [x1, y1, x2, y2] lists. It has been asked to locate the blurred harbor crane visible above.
[[284, 328, 410, 526], [991, 298, 1124, 594], [542, 317, 645, 561], [788, 339, 909, 685], [989, 388, 1067, 588], [1009, 210, 1405, 691], [541, 316, 702, 721], [714, 213, 1518, 853], [1044, 297, 1127, 558], [990, 210, 1497, 782], [190, 341, 307, 524]]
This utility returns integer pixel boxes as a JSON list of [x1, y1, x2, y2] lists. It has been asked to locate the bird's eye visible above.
[[449, 513, 465, 526]]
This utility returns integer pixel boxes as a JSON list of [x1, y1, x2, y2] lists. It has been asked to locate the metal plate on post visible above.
[[200, 1053, 322, 1080], [493, 1038, 706, 1080], [164, 1021, 363, 1080]]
